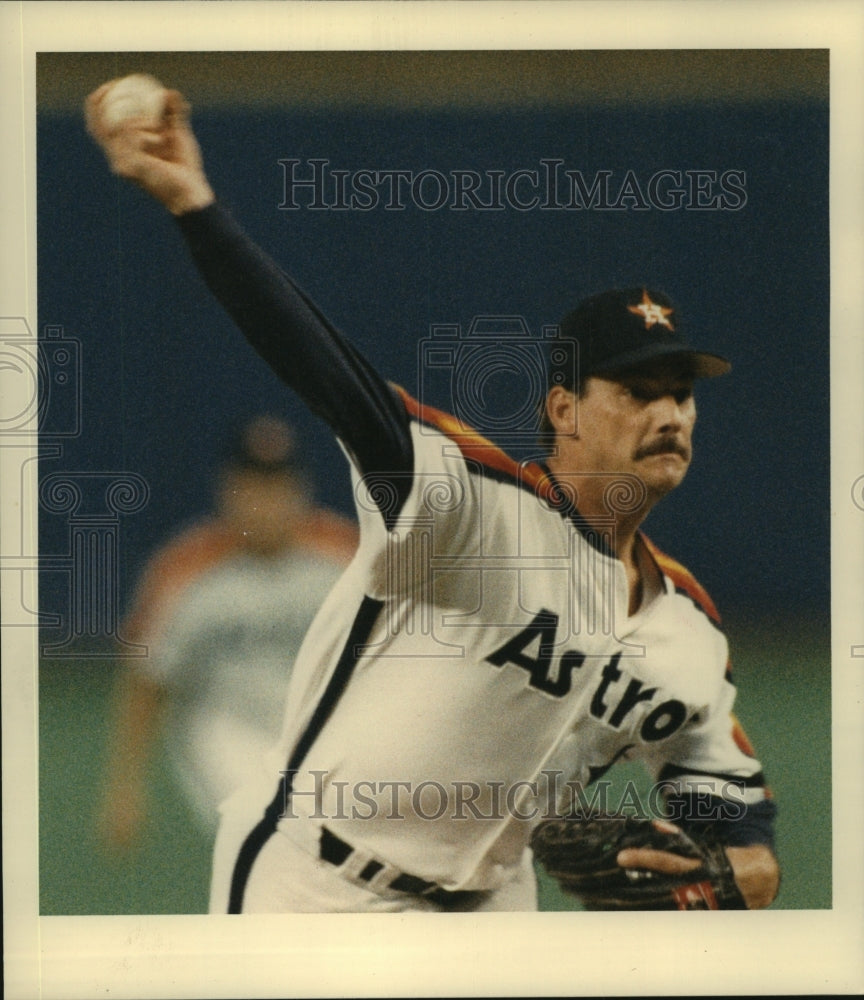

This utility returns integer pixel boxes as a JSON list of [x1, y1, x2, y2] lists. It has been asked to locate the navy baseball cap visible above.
[[553, 287, 731, 385], [224, 415, 303, 474]]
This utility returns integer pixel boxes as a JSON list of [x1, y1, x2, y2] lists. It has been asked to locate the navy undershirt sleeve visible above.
[[175, 202, 413, 493], [665, 794, 777, 849]]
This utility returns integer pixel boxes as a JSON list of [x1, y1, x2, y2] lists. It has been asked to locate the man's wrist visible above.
[[167, 182, 216, 216]]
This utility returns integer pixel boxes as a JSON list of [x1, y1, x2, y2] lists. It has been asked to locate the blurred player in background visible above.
[[97, 415, 357, 850]]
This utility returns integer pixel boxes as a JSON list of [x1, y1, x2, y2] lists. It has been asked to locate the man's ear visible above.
[[545, 385, 578, 438]]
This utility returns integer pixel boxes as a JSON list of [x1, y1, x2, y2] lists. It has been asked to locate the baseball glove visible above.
[[530, 812, 747, 910]]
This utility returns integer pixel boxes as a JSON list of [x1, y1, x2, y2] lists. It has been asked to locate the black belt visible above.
[[319, 827, 482, 910]]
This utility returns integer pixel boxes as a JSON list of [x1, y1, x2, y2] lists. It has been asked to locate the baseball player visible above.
[[98, 416, 357, 850], [85, 83, 780, 913]]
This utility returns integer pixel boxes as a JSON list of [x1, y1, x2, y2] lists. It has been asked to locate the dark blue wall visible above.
[[37, 98, 829, 636]]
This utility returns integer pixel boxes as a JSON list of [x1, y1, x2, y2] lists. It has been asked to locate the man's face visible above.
[[567, 364, 697, 501], [219, 468, 311, 555]]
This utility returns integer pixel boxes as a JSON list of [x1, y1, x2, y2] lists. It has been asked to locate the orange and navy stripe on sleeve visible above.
[[395, 385, 557, 499], [640, 533, 721, 624], [395, 385, 635, 557]]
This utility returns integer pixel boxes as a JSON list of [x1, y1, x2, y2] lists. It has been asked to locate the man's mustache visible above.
[[634, 436, 690, 460]]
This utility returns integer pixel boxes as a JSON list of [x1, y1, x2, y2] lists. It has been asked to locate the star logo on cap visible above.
[[628, 289, 675, 331]]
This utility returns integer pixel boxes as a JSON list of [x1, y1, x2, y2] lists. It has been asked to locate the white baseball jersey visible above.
[[174, 202, 774, 912], [258, 397, 766, 892], [138, 550, 344, 827]]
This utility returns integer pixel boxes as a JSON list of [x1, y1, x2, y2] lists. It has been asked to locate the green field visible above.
[[39, 618, 831, 914]]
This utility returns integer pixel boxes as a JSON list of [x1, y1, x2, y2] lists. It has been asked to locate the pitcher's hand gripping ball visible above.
[[530, 812, 747, 910], [99, 73, 167, 128]]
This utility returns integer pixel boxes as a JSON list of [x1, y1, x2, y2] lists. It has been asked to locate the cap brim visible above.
[[588, 344, 732, 379]]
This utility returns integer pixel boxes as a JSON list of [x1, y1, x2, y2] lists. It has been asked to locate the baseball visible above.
[[100, 73, 167, 127]]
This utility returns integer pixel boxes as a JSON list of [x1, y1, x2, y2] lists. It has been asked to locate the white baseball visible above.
[[101, 74, 167, 127]]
